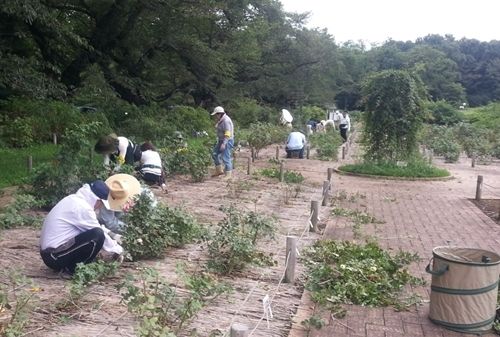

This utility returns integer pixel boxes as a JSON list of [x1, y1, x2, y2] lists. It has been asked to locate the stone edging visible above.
[[333, 168, 454, 181]]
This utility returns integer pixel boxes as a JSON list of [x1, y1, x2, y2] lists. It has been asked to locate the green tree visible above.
[[361, 70, 427, 162]]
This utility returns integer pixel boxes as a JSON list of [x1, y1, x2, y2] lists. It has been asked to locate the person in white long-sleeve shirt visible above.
[[286, 131, 306, 159], [339, 111, 351, 143], [39, 181, 123, 274]]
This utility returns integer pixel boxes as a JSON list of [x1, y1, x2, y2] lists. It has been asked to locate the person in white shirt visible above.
[[94, 134, 141, 169], [40, 181, 123, 274], [138, 141, 164, 187], [339, 111, 351, 143], [333, 110, 342, 130], [286, 131, 306, 159]]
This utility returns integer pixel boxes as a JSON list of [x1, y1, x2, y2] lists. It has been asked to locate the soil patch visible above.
[[472, 198, 500, 224]]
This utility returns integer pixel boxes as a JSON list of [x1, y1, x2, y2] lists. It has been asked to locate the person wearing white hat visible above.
[[211, 106, 234, 178], [39, 180, 123, 275], [97, 174, 142, 234]]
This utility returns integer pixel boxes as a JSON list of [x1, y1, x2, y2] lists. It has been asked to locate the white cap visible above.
[[211, 106, 225, 115]]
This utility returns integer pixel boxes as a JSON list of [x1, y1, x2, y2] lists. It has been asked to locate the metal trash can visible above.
[[426, 246, 500, 334]]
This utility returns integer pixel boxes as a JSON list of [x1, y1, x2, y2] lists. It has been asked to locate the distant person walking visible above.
[[339, 111, 351, 143], [211, 106, 234, 179]]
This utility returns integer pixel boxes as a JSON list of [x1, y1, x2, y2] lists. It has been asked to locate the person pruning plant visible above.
[[97, 174, 142, 234], [211, 106, 234, 179], [39, 180, 124, 275], [94, 133, 141, 169], [285, 130, 307, 159]]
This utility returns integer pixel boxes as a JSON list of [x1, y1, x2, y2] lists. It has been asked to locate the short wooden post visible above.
[[275, 146, 279, 160], [327, 168, 333, 192], [322, 180, 330, 206], [475, 175, 483, 201], [306, 144, 310, 159], [310, 200, 319, 232], [342, 146, 345, 159], [52, 133, 57, 145], [230, 323, 249, 337], [279, 160, 285, 182], [27, 156, 33, 172], [471, 155, 476, 168], [247, 157, 252, 175], [251, 147, 255, 162], [284, 236, 297, 283], [428, 149, 433, 164]]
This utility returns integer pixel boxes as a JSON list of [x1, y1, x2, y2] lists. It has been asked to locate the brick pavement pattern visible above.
[[288, 139, 500, 337]]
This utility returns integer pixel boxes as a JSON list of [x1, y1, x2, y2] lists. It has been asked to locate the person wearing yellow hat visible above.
[[97, 174, 142, 234], [211, 106, 234, 178]]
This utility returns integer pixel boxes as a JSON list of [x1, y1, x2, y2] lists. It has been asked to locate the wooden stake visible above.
[[276, 146, 279, 160], [251, 147, 255, 162], [322, 180, 330, 206], [471, 155, 476, 168], [475, 175, 483, 201], [279, 160, 285, 182], [27, 155, 33, 172], [284, 236, 297, 283], [247, 157, 252, 175], [327, 168, 333, 182], [342, 146, 345, 159], [230, 323, 249, 337], [52, 133, 57, 145], [310, 200, 319, 232], [306, 144, 310, 159]]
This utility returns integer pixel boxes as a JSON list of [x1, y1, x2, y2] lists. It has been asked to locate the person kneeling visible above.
[[286, 130, 306, 159], [39, 181, 123, 275]]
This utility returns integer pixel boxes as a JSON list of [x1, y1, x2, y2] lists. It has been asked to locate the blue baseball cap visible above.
[[90, 180, 110, 208]]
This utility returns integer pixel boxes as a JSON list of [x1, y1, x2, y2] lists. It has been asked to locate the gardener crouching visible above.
[[211, 106, 234, 179], [39, 181, 123, 275]]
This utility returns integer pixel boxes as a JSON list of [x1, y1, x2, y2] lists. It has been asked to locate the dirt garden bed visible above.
[[0, 146, 336, 337]]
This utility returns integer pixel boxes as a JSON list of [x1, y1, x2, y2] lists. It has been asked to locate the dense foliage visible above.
[[1, 1, 500, 136], [362, 70, 426, 162]]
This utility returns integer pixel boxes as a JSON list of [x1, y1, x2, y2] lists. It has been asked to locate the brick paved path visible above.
[[288, 143, 500, 337]]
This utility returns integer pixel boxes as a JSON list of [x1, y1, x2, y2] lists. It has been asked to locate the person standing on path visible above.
[[211, 106, 234, 179], [339, 111, 351, 143]]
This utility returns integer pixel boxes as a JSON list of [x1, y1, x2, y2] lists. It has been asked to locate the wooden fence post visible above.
[[284, 236, 297, 283], [276, 146, 279, 160], [322, 180, 330, 206], [310, 200, 319, 232], [251, 147, 255, 162], [475, 175, 483, 201], [230, 323, 249, 337], [247, 157, 252, 175], [27, 156, 33, 172], [471, 155, 476, 168], [306, 145, 310, 159], [52, 133, 58, 145], [342, 146, 345, 160], [279, 160, 284, 182]]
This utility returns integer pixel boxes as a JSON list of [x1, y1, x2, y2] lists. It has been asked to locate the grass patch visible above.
[[259, 167, 305, 184], [339, 160, 449, 178], [0, 144, 58, 188]]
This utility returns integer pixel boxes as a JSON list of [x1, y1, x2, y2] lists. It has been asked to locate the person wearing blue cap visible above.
[[39, 180, 123, 275]]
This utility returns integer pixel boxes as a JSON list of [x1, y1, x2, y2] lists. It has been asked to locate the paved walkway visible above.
[[288, 143, 500, 337]]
